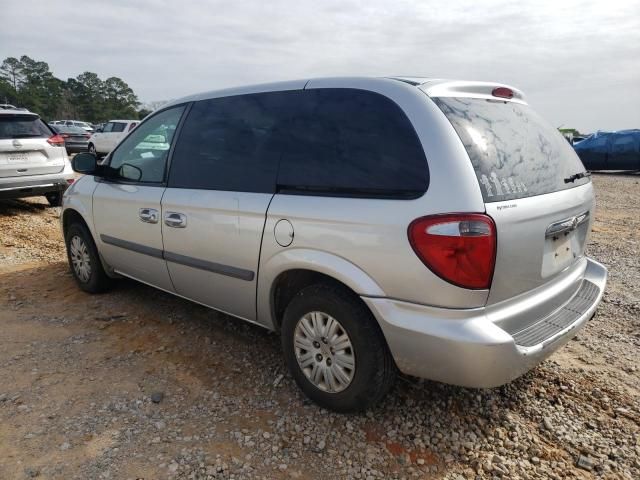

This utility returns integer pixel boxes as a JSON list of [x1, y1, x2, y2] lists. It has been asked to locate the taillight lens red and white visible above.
[[408, 214, 496, 289], [47, 134, 66, 147]]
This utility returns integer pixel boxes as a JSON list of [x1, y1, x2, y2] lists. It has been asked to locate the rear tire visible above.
[[281, 283, 396, 412], [45, 192, 62, 207], [64, 222, 112, 293], [88, 143, 97, 156]]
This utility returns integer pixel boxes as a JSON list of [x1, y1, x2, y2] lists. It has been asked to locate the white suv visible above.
[[88, 120, 139, 156], [0, 108, 74, 206]]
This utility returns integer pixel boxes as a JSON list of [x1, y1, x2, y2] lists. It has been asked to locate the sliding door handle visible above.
[[164, 212, 187, 228]]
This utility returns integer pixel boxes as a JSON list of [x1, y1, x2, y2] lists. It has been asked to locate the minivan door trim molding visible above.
[[99, 234, 254, 281], [163, 251, 255, 281], [100, 234, 164, 259]]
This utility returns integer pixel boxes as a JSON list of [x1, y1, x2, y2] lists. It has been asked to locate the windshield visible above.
[[433, 97, 590, 202], [0, 115, 52, 140]]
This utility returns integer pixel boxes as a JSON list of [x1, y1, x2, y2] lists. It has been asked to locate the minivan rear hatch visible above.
[[430, 90, 592, 305]]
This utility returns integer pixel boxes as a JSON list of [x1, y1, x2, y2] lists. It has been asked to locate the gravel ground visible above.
[[0, 173, 638, 480]]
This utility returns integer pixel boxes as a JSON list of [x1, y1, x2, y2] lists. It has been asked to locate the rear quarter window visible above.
[[278, 88, 429, 199], [433, 97, 590, 202]]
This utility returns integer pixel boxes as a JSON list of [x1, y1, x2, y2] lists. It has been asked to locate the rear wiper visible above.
[[564, 171, 591, 183], [9, 134, 44, 138]]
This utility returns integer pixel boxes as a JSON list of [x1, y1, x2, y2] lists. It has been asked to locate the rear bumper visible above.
[[0, 169, 74, 200], [363, 258, 607, 388], [65, 143, 88, 153]]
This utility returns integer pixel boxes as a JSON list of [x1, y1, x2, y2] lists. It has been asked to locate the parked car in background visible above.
[[0, 107, 74, 206], [574, 130, 640, 171], [87, 119, 138, 156], [62, 77, 607, 411], [50, 124, 91, 154], [51, 120, 94, 133]]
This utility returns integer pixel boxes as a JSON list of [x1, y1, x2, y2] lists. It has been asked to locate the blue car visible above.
[[574, 130, 640, 171]]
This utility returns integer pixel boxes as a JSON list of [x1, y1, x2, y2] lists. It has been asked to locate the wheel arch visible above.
[[62, 208, 90, 235], [62, 206, 117, 279], [257, 249, 386, 331]]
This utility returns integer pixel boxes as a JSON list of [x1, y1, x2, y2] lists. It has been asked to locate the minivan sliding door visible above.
[[161, 90, 300, 322]]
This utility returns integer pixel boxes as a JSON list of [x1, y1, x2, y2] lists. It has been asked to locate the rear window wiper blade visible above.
[[564, 171, 591, 183]]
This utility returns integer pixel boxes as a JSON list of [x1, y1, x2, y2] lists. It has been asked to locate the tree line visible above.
[[0, 55, 150, 122]]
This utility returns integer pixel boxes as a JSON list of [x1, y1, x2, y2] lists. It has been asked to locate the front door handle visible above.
[[164, 212, 187, 228], [139, 208, 159, 224]]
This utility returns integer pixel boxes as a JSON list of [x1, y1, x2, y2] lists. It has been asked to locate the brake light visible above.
[[47, 134, 66, 147], [408, 214, 496, 289], [492, 87, 514, 99]]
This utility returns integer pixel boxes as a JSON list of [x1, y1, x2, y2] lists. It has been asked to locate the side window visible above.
[[111, 122, 126, 133], [108, 105, 186, 183], [278, 89, 429, 198], [168, 91, 300, 192], [102, 122, 114, 133]]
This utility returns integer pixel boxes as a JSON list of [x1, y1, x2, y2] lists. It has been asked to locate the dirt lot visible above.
[[0, 174, 638, 480]]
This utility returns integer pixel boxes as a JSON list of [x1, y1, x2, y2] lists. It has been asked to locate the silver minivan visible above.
[[61, 77, 607, 411]]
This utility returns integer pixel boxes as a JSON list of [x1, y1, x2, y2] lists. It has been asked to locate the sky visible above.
[[2, 0, 639, 133]]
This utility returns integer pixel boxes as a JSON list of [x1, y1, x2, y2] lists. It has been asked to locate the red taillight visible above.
[[47, 134, 66, 147], [492, 87, 514, 99], [408, 214, 496, 289]]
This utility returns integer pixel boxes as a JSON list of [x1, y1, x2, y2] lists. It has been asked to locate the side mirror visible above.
[[72, 152, 98, 174], [96, 127, 103, 133]]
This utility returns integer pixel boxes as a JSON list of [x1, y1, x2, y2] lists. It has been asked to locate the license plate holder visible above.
[[551, 234, 573, 266], [541, 231, 577, 277]]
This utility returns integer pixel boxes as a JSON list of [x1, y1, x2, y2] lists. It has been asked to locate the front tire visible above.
[[88, 143, 97, 156], [281, 283, 396, 412], [64, 222, 112, 293]]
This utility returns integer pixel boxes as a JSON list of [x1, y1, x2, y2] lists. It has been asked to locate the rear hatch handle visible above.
[[545, 211, 589, 238]]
